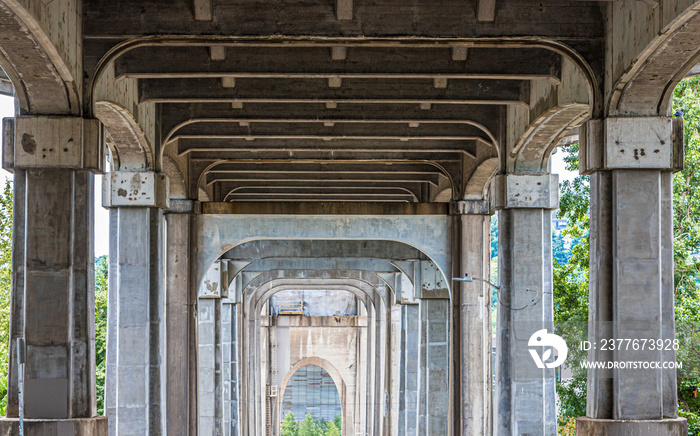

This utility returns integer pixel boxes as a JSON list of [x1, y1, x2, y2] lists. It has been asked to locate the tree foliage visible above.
[[0, 179, 12, 415], [281, 413, 342, 436], [95, 255, 109, 415]]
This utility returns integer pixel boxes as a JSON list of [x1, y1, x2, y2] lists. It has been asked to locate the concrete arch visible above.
[[610, 2, 700, 115], [162, 156, 187, 199], [244, 271, 392, 311], [195, 220, 452, 293], [278, 358, 349, 436], [512, 104, 589, 173], [464, 157, 500, 200], [0, 0, 79, 114], [95, 101, 154, 171]]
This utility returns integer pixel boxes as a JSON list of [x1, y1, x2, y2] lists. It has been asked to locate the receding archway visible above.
[[278, 358, 347, 436]]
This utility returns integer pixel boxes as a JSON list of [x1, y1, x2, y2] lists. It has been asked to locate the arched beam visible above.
[[278, 357, 348, 436], [464, 157, 499, 200], [610, 3, 700, 116], [0, 0, 79, 114], [512, 104, 589, 173], [95, 101, 154, 171], [162, 156, 187, 199]]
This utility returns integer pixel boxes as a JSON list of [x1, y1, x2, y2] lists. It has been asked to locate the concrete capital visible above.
[[450, 199, 490, 215], [102, 171, 170, 209], [580, 117, 684, 175], [166, 199, 195, 213], [2, 116, 103, 172], [490, 173, 559, 210]]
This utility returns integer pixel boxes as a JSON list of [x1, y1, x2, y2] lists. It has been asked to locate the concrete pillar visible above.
[[103, 171, 170, 436], [398, 304, 420, 435], [492, 173, 559, 436], [164, 200, 194, 436], [577, 118, 687, 435], [451, 200, 492, 436], [0, 116, 107, 434], [417, 299, 450, 435]]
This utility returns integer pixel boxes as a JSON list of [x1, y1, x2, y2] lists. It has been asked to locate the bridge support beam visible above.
[[164, 200, 195, 436], [492, 174, 558, 436], [0, 117, 107, 434], [578, 118, 687, 435], [453, 200, 492, 436], [104, 171, 170, 436]]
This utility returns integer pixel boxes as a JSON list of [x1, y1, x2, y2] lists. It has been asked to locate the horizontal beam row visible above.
[[116, 46, 561, 82], [139, 77, 529, 105]]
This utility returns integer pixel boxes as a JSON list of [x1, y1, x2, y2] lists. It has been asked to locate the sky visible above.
[[0, 93, 577, 258]]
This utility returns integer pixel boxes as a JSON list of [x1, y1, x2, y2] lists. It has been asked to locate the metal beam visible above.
[[115, 46, 561, 82], [175, 138, 479, 157], [201, 201, 449, 215], [139, 77, 529, 106], [159, 103, 503, 139], [206, 172, 443, 187]]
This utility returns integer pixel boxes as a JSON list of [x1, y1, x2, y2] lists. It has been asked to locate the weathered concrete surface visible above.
[[585, 119, 680, 425], [106, 207, 164, 436], [164, 211, 192, 436], [4, 166, 99, 426], [0, 417, 108, 436], [495, 206, 557, 436], [458, 210, 492, 436], [195, 214, 452, 292], [576, 417, 688, 436]]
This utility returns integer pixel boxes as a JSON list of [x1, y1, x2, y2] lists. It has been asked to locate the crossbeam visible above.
[[138, 77, 529, 106]]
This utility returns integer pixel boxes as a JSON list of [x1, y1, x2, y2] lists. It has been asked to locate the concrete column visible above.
[[164, 200, 194, 436], [451, 200, 492, 436], [398, 304, 420, 435], [0, 116, 107, 434], [577, 118, 687, 435], [417, 299, 450, 435], [104, 171, 169, 436], [492, 173, 558, 436]]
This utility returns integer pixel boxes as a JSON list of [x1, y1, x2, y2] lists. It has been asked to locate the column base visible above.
[[0, 416, 108, 436], [576, 416, 687, 436]]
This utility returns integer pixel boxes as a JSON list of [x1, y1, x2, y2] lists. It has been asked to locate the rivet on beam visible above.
[[239, 122, 249, 127], [419, 103, 432, 110], [194, 0, 213, 20], [409, 122, 420, 128], [451, 46, 468, 61], [231, 101, 243, 109], [400, 138, 410, 142], [245, 137, 255, 141], [433, 78, 448, 89], [209, 46, 226, 61], [328, 77, 342, 88], [326, 102, 338, 109], [336, 0, 353, 21], [221, 77, 236, 88], [331, 47, 348, 61], [323, 122, 336, 127]]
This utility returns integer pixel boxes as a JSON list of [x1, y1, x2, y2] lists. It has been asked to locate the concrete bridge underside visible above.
[[0, 1, 697, 435]]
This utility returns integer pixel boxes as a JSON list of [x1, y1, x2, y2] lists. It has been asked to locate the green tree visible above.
[[325, 422, 340, 436], [281, 411, 300, 436], [94, 255, 109, 415], [333, 414, 342, 432], [299, 414, 324, 436], [0, 179, 12, 415]]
